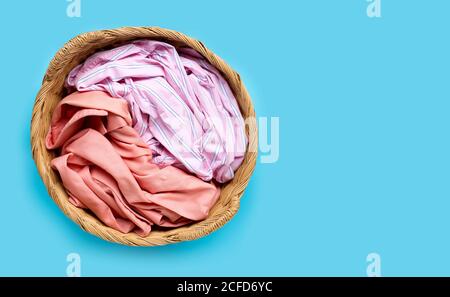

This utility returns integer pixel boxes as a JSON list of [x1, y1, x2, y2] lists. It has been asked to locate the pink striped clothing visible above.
[[66, 40, 247, 183]]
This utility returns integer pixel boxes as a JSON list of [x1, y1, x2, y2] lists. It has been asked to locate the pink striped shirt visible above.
[[66, 40, 247, 183]]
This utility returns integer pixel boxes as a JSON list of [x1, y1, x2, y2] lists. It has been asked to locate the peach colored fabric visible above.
[[67, 40, 247, 183], [46, 91, 220, 236]]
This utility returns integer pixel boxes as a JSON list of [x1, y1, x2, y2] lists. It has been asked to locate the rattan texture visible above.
[[31, 27, 257, 246]]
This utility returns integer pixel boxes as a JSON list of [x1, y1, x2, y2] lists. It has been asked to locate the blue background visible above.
[[1, 0, 449, 276]]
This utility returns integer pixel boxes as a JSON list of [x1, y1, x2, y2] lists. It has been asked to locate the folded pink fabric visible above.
[[66, 40, 247, 183], [46, 91, 220, 236]]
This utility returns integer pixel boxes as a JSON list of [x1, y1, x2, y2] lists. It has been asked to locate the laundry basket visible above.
[[30, 27, 257, 246]]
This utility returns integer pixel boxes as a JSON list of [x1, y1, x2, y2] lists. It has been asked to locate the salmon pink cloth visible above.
[[66, 40, 247, 183], [45, 91, 220, 236]]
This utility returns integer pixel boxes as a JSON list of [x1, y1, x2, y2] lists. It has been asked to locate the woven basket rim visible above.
[[31, 26, 257, 246]]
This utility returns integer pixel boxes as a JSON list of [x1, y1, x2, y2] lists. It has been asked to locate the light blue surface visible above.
[[1, 0, 450, 276]]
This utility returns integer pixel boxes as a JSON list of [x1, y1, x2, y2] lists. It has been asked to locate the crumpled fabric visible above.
[[46, 91, 220, 236], [66, 40, 247, 183]]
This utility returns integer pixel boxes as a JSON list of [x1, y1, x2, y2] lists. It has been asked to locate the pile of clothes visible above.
[[46, 40, 247, 236]]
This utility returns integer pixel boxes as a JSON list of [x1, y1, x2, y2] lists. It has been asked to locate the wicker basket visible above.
[[30, 27, 257, 246]]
